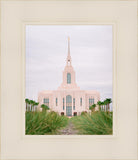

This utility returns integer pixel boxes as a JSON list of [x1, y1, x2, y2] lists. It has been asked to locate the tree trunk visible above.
[[98, 105, 100, 111]]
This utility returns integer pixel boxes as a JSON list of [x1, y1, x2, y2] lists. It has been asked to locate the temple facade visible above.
[[38, 37, 100, 116]]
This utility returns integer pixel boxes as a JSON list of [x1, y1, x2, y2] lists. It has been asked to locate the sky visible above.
[[26, 25, 112, 102]]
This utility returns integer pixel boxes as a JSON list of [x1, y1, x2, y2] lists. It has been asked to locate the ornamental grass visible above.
[[26, 111, 69, 135], [71, 111, 113, 135]]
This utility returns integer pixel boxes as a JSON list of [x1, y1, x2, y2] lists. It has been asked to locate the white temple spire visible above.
[[66, 36, 71, 66]]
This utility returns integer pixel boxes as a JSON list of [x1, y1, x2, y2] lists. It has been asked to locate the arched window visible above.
[[66, 95, 72, 116], [66, 95, 72, 103], [67, 73, 71, 84]]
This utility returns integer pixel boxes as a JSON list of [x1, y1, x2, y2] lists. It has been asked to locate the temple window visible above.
[[89, 98, 94, 108], [66, 95, 72, 103], [43, 98, 49, 106], [67, 73, 71, 84], [63, 98, 64, 110], [73, 98, 75, 110], [66, 95, 72, 116], [80, 97, 82, 106], [56, 98, 58, 106]]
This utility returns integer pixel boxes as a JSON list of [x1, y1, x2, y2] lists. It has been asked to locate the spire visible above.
[[66, 36, 71, 66], [68, 36, 70, 56]]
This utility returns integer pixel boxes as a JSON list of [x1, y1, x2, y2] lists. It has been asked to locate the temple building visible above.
[[38, 37, 100, 116]]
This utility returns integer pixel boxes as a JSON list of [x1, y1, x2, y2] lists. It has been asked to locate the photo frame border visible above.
[[0, 0, 137, 159]]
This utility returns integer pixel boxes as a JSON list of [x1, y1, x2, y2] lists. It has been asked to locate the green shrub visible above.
[[71, 111, 113, 135], [81, 111, 87, 116], [41, 104, 49, 112], [26, 111, 69, 135]]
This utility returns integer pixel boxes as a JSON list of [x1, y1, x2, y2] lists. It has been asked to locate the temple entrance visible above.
[[66, 106, 72, 116], [66, 95, 72, 116], [61, 112, 64, 116]]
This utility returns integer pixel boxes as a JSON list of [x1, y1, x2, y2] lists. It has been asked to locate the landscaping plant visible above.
[[71, 111, 112, 135], [26, 111, 69, 135]]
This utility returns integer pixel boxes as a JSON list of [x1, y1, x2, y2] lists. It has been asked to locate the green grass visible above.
[[26, 111, 69, 135], [70, 111, 113, 135], [26, 110, 113, 135]]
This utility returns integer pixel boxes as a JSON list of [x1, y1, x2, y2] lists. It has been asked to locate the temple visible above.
[[38, 37, 100, 116]]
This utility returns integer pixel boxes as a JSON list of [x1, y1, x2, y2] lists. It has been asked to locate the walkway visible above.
[[58, 120, 78, 135]]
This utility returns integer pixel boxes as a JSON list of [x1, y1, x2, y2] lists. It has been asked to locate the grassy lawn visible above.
[[70, 111, 113, 135], [26, 111, 69, 135], [26, 111, 113, 135]]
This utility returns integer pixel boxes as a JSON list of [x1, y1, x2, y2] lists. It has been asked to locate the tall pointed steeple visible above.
[[58, 36, 80, 90], [66, 37, 71, 66]]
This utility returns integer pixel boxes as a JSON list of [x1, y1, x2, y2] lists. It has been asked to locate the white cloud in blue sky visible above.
[[26, 25, 112, 102]]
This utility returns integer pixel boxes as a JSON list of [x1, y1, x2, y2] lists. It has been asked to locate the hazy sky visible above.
[[26, 25, 112, 102]]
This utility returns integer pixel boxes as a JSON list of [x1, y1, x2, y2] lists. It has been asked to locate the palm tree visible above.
[[101, 102, 104, 111], [25, 98, 29, 111], [41, 104, 49, 112], [34, 102, 39, 111], [97, 101, 102, 111], [29, 100, 35, 111], [89, 104, 96, 112], [25, 99, 29, 111], [105, 98, 112, 111], [28, 100, 31, 111], [104, 99, 108, 112], [32, 100, 36, 111]]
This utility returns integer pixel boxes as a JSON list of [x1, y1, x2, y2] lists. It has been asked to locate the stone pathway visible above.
[[58, 121, 78, 135]]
